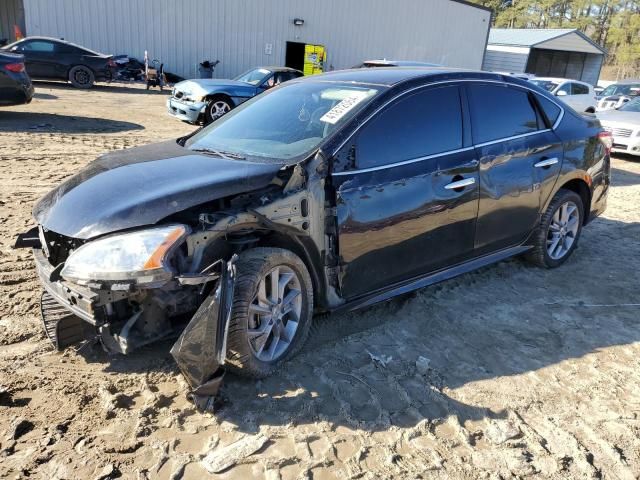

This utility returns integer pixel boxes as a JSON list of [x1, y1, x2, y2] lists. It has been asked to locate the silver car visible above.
[[597, 97, 640, 156], [596, 80, 640, 111]]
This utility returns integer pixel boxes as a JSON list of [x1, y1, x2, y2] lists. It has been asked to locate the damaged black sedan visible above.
[[17, 68, 610, 399]]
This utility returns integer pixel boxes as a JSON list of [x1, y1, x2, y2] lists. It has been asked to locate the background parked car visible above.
[[596, 79, 640, 111], [1, 36, 116, 89], [0, 51, 34, 106], [167, 66, 303, 125], [529, 77, 597, 113], [597, 97, 640, 156]]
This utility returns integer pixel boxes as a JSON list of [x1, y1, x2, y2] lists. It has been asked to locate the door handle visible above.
[[444, 177, 476, 190], [534, 157, 559, 168]]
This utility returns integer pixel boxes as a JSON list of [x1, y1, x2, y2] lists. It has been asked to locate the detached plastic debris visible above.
[[170, 258, 235, 411]]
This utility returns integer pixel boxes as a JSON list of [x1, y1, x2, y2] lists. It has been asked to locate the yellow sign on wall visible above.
[[303, 44, 326, 75]]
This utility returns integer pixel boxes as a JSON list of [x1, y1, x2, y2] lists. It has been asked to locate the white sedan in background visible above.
[[597, 98, 640, 156], [529, 77, 597, 113]]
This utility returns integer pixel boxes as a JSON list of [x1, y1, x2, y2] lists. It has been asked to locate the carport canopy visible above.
[[486, 28, 607, 85]]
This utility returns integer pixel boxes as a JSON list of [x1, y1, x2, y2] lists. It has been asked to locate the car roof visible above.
[[9, 36, 103, 56], [259, 66, 303, 74], [533, 76, 592, 85], [363, 60, 441, 67], [299, 67, 508, 87], [611, 79, 640, 85]]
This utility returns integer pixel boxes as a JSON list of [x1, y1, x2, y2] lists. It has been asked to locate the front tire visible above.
[[68, 65, 95, 89], [205, 96, 232, 124], [526, 189, 584, 268], [226, 248, 313, 378]]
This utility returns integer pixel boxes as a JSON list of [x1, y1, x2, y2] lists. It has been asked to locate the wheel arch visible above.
[[252, 231, 326, 311], [556, 177, 592, 225], [66, 63, 94, 77], [203, 92, 235, 107]]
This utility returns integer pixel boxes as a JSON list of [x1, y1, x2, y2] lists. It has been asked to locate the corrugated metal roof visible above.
[[489, 28, 576, 47], [488, 28, 606, 54]]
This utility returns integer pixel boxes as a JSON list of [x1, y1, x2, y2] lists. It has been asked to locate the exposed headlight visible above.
[[61, 225, 188, 285]]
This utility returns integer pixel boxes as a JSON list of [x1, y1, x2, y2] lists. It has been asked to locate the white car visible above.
[[596, 80, 640, 111], [597, 97, 640, 156], [529, 77, 597, 113]]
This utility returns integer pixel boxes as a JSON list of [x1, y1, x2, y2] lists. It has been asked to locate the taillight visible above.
[[4, 62, 25, 73], [598, 130, 613, 154]]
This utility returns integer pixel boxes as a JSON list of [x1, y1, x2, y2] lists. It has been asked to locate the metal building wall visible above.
[[482, 46, 530, 73], [23, 0, 491, 79], [0, 0, 25, 43]]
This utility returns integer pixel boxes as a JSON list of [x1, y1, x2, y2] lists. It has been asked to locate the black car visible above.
[[1, 36, 116, 89], [355, 59, 442, 68], [0, 51, 34, 105], [17, 68, 611, 400]]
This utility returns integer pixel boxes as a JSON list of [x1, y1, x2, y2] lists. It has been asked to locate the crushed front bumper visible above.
[[33, 248, 101, 325], [166, 97, 206, 123]]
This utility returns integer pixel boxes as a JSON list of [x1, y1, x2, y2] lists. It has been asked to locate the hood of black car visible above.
[[33, 140, 282, 239]]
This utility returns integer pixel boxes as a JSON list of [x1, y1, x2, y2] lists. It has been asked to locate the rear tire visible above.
[[226, 248, 313, 378], [68, 65, 95, 89], [525, 189, 584, 268]]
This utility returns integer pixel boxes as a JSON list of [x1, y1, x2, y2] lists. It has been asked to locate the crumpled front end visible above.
[[170, 258, 235, 410]]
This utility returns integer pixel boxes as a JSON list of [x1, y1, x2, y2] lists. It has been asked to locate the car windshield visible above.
[[186, 81, 381, 162], [530, 80, 560, 92], [619, 98, 640, 112], [235, 68, 272, 85], [601, 83, 640, 97]]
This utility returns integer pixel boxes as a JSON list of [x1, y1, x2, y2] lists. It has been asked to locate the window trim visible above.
[[331, 79, 565, 176], [350, 84, 465, 173]]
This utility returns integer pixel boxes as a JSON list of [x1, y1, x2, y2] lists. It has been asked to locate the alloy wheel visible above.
[[547, 200, 580, 260], [210, 100, 230, 120], [74, 69, 90, 86], [247, 266, 302, 362]]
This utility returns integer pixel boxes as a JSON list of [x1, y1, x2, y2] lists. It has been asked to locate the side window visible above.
[[56, 43, 82, 54], [571, 83, 589, 95], [355, 86, 463, 169], [275, 72, 295, 85], [22, 41, 56, 53], [467, 84, 540, 144], [535, 94, 562, 126], [556, 83, 570, 96]]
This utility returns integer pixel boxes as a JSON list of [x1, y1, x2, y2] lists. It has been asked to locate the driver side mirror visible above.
[[556, 90, 568, 97]]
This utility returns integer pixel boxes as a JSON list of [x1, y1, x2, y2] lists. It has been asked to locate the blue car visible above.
[[167, 66, 303, 124]]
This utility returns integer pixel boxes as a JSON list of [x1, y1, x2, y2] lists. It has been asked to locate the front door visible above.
[[16, 39, 59, 79], [466, 83, 563, 253], [332, 84, 479, 299]]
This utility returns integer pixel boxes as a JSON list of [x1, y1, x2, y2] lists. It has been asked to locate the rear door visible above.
[[332, 84, 479, 298], [467, 83, 564, 254]]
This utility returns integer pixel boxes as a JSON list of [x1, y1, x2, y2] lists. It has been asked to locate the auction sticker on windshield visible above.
[[320, 91, 370, 124]]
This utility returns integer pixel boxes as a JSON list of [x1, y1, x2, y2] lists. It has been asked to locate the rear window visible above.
[[535, 95, 562, 125], [468, 84, 540, 144], [356, 85, 463, 169], [530, 80, 559, 92]]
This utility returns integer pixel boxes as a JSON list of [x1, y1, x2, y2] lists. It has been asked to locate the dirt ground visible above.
[[1, 81, 640, 480]]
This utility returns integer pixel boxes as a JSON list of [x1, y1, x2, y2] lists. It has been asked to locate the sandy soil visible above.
[[1, 81, 640, 480]]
